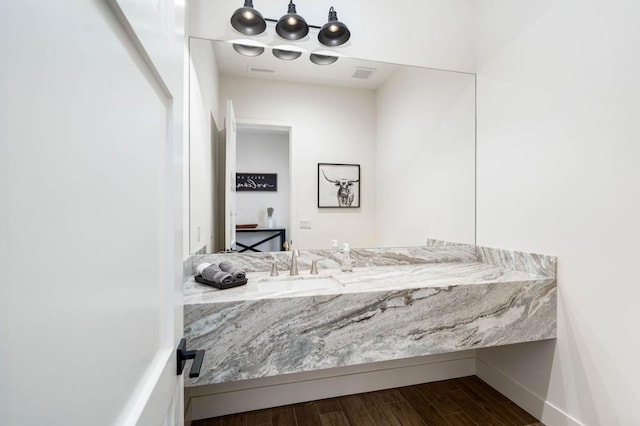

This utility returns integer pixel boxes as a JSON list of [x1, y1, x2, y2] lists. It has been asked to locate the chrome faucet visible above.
[[310, 259, 319, 275], [270, 259, 279, 277], [290, 249, 300, 276]]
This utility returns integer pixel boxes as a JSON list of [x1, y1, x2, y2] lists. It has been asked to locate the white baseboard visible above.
[[187, 352, 476, 420], [475, 358, 583, 426]]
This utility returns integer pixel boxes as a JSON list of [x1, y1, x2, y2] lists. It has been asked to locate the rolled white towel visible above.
[[196, 263, 212, 275]]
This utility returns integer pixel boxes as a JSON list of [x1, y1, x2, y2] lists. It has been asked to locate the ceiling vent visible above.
[[248, 65, 276, 74], [352, 66, 376, 80]]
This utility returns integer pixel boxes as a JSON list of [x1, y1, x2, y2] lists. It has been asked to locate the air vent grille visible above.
[[352, 67, 376, 80], [248, 65, 276, 74]]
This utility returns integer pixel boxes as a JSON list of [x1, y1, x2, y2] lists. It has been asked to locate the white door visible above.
[[0, 1, 185, 425], [224, 100, 238, 251]]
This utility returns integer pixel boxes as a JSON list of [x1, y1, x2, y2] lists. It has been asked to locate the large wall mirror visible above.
[[189, 37, 476, 254]]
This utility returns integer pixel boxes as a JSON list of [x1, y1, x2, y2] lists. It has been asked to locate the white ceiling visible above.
[[211, 39, 401, 90]]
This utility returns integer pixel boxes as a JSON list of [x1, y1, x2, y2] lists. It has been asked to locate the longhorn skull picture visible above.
[[318, 163, 361, 208]]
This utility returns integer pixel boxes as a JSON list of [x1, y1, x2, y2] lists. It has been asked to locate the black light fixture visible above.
[[318, 7, 350, 47], [272, 48, 302, 60], [275, 1, 309, 41], [230, 0, 267, 36], [233, 43, 265, 57], [310, 53, 339, 65], [229, 1, 350, 65]]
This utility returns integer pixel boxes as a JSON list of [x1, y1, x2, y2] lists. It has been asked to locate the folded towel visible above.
[[218, 261, 247, 280], [201, 264, 233, 285]]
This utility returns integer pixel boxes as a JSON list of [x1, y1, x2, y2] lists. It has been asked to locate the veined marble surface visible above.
[[184, 244, 557, 387], [476, 245, 556, 277], [427, 239, 557, 277], [184, 262, 544, 304], [187, 245, 477, 276], [185, 278, 555, 386]]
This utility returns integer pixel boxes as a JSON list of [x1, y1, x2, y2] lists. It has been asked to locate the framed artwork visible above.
[[236, 173, 277, 192], [318, 163, 360, 208]]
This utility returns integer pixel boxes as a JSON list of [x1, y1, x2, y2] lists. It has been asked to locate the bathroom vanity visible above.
[[184, 25, 554, 424], [183, 242, 556, 387]]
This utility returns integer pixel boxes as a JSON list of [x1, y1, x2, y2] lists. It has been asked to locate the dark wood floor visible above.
[[192, 375, 543, 426]]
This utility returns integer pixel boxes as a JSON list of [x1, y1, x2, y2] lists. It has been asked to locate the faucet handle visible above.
[[290, 250, 299, 276], [270, 260, 279, 277], [310, 259, 319, 275]]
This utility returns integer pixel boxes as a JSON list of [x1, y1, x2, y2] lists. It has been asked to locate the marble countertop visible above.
[[183, 243, 557, 387], [184, 261, 548, 304]]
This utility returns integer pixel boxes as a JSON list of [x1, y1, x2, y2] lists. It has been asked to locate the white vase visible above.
[[265, 217, 274, 228]]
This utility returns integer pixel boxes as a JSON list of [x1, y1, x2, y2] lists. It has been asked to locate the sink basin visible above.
[[257, 277, 342, 293]]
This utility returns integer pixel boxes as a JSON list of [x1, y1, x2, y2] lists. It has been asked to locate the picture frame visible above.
[[317, 163, 360, 208], [236, 173, 278, 192]]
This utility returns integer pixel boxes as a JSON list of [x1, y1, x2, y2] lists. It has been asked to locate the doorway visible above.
[[234, 123, 292, 252]]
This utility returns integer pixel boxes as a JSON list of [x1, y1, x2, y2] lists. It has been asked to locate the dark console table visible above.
[[235, 228, 286, 252]]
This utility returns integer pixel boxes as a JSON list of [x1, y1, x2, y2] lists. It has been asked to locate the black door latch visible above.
[[177, 338, 205, 378]]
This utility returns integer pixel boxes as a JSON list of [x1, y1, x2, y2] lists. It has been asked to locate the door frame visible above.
[[236, 119, 296, 250]]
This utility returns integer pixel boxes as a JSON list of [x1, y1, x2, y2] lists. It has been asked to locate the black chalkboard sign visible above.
[[236, 173, 278, 192]]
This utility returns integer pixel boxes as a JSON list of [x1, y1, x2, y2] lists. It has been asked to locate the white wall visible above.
[[220, 76, 377, 250], [475, 1, 640, 425], [376, 67, 476, 246], [236, 129, 290, 252], [188, 0, 476, 73], [189, 38, 221, 254]]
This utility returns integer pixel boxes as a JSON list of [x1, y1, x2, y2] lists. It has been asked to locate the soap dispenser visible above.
[[340, 243, 354, 272]]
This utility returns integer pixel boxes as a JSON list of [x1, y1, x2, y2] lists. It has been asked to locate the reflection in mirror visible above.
[[189, 38, 476, 254]]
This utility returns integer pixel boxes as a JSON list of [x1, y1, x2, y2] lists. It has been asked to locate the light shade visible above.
[[233, 43, 265, 57], [272, 49, 302, 60], [275, 1, 309, 41], [318, 7, 350, 47], [310, 53, 339, 65], [230, 0, 267, 36]]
